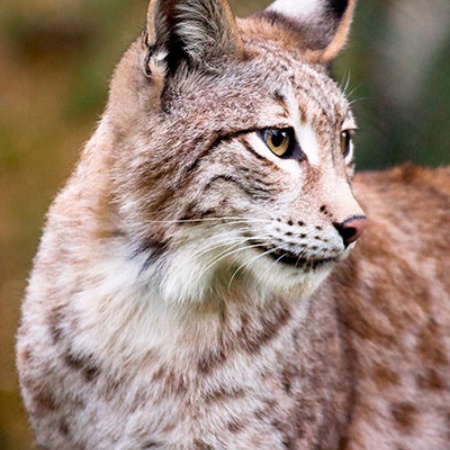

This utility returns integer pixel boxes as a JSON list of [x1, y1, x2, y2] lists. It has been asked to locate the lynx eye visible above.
[[262, 128, 295, 158], [340, 130, 354, 158]]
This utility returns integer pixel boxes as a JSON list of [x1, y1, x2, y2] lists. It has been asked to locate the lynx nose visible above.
[[334, 216, 368, 248]]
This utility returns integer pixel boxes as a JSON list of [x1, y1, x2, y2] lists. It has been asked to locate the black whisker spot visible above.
[[131, 239, 167, 274]]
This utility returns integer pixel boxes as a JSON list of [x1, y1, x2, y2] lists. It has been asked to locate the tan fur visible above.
[[332, 165, 450, 449], [17, 1, 450, 449]]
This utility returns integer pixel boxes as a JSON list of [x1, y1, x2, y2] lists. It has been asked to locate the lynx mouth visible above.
[[253, 241, 338, 270]]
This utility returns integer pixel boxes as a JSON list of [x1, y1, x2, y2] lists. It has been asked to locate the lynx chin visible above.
[[17, 0, 450, 449]]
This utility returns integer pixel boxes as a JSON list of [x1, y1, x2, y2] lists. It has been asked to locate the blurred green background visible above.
[[0, 0, 449, 448]]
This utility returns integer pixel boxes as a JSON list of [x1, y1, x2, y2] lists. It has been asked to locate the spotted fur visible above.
[[17, 1, 450, 449]]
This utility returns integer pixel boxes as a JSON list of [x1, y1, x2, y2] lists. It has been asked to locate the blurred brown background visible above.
[[0, 0, 449, 448]]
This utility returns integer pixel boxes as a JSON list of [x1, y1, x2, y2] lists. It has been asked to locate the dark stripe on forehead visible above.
[[296, 85, 337, 128], [292, 68, 339, 122], [245, 38, 343, 126], [272, 89, 286, 105], [271, 90, 290, 118]]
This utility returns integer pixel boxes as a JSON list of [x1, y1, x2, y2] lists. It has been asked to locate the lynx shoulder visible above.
[[17, 0, 450, 449]]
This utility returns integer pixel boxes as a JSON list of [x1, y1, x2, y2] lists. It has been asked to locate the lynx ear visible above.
[[264, 0, 356, 62], [143, 0, 243, 79]]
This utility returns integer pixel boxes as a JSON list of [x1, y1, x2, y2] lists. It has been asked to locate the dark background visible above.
[[1, 0, 449, 447]]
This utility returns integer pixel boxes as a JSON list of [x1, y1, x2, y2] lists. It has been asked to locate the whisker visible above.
[[196, 242, 269, 282], [192, 240, 244, 267], [193, 233, 270, 267], [259, 252, 287, 283], [227, 245, 280, 291], [340, 71, 352, 97], [345, 82, 365, 105], [143, 217, 273, 225], [186, 227, 269, 260]]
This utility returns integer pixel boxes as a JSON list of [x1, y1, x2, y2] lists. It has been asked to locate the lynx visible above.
[[17, 0, 450, 449]]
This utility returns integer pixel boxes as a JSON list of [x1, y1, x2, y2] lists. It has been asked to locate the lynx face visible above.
[[110, 39, 365, 303]]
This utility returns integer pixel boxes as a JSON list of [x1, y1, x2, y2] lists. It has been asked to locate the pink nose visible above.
[[334, 215, 368, 248]]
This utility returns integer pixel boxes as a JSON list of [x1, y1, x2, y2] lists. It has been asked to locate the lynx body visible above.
[[17, 0, 450, 449]]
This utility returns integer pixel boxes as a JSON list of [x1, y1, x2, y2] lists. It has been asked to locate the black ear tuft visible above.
[[263, 0, 357, 62], [329, 0, 350, 18]]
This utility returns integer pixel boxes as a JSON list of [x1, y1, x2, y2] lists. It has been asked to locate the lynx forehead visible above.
[[17, 0, 450, 449]]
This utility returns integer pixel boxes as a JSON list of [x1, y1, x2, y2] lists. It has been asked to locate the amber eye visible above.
[[262, 128, 295, 158], [340, 130, 354, 158]]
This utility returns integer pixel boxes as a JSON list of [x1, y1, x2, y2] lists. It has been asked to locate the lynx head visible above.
[[103, 0, 366, 303]]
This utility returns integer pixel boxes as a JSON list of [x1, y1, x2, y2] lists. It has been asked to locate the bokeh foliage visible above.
[[0, 1, 448, 447]]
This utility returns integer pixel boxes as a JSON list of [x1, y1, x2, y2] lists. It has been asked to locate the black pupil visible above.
[[342, 131, 350, 154], [271, 130, 286, 147]]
